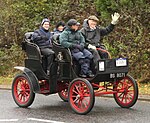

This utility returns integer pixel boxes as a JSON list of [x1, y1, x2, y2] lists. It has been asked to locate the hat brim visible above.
[[89, 19, 99, 22]]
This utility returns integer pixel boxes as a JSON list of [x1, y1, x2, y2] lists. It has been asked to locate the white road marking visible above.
[[0, 119, 19, 122], [27, 118, 65, 123]]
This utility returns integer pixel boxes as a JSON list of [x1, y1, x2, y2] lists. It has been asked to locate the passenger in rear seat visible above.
[[31, 18, 54, 75], [53, 21, 65, 35], [52, 21, 66, 44], [60, 19, 94, 78]]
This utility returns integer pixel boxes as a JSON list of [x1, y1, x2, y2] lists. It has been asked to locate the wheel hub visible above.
[[77, 93, 84, 100], [21, 86, 26, 93]]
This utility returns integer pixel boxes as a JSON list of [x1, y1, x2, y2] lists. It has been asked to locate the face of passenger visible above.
[[88, 20, 97, 29], [57, 25, 64, 32], [71, 24, 79, 31], [42, 22, 50, 30]]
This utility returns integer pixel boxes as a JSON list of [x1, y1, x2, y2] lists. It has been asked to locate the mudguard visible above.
[[14, 66, 41, 93]]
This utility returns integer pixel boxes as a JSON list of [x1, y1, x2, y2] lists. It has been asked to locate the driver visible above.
[[81, 13, 120, 67], [31, 18, 54, 75]]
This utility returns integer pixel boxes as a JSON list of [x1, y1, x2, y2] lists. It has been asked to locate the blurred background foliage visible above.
[[0, 0, 149, 83]]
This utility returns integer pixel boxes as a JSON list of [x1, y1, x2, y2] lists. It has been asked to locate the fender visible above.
[[14, 66, 41, 93]]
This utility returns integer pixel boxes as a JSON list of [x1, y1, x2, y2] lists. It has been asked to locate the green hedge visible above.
[[0, 0, 149, 82]]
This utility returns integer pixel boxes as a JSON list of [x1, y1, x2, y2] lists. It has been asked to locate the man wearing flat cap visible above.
[[81, 13, 120, 67], [60, 19, 94, 78]]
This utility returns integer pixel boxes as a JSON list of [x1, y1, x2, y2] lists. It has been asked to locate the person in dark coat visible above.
[[81, 13, 120, 65], [59, 19, 94, 78], [31, 18, 54, 75]]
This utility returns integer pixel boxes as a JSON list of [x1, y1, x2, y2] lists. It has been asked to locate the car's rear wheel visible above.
[[12, 73, 35, 108], [58, 88, 68, 102]]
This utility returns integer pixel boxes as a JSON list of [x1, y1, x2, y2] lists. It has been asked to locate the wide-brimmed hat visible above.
[[67, 19, 80, 26], [88, 15, 99, 22]]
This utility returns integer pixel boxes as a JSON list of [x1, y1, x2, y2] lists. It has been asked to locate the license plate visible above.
[[116, 58, 127, 67]]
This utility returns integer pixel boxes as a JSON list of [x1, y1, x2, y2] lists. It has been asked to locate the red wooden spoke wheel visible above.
[[113, 75, 138, 108], [12, 74, 35, 108], [58, 88, 68, 102], [69, 78, 95, 115]]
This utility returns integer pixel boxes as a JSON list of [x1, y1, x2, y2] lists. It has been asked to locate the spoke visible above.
[[83, 93, 90, 97], [117, 83, 122, 89], [17, 86, 22, 91], [22, 95, 25, 102], [73, 97, 79, 103], [78, 83, 82, 92], [25, 92, 29, 97], [25, 89, 30, 92], [19, 94, 23, 102], [128, 93, 134, 99], [118, 92, 124, 98], [77, 100, 82, 108], [17, 84, 21, 90], [21, 80, 25, 85], [126, 94, 131, 102], [19, 80, 22, 86], [125, 94, 127, 103], [82, 97, 90, 104], [23, 95, 26, 102], [121, 94, 125, 102], [22, 81, 28, 88], [25, 84, 29, 89], [127, 90, 134, 93], [127, 91, 134, 98], [74, 85, 80, 94], [73, 89, 79, 95], [120, 84, 124, 90], [17, 92, 22, 98], [122, 79, 127, 88], [127, 84, 133, 89], [81, 100, 86, 109]]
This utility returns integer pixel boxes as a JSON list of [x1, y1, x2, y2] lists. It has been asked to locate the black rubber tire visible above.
[[68, 78, 95, 115], [12, 73, 35, 108]]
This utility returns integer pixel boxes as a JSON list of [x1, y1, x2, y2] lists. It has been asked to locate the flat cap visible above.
[[88, 15, 99, 22]]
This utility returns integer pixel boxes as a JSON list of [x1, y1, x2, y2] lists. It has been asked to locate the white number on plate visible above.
[[116, 58, 127, 67]]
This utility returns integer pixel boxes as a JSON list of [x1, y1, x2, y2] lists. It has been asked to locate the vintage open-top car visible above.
[[12, 32, 138, 115]]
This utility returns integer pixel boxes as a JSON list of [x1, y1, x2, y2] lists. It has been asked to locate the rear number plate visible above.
[[116, 58, 127, 67]]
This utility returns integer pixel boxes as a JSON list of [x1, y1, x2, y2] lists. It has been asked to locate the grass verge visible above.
[[0, 77, 13, 85], [138, 83, 150, 95]]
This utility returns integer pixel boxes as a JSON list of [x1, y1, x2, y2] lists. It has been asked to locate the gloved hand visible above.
[[111, 12, 120, 25], [88, 44, 96, 50], [75, 45, 84, 51], [78, 45, 84, 51]]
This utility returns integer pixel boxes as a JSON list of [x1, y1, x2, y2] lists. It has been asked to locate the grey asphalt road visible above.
[[0, 90, 150, 123]]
